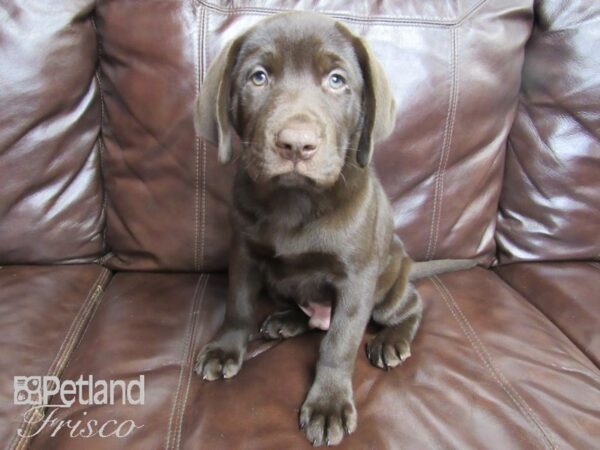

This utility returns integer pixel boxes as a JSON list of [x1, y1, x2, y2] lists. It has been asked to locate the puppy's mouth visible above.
[[272, 172, 317, 188]]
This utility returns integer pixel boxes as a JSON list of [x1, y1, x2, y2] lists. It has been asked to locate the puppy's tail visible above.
[[409, 259, 477, 281]]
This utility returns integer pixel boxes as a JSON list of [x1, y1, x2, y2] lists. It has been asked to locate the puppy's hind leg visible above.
[[367, 260, 423, 370]]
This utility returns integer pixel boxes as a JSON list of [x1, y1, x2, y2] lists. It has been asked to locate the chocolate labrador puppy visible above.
[[194, 12, 474, 446]]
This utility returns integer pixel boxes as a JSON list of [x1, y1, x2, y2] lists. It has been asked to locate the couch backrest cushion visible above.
[[496, 0, 600, 264], [0, 0, 105, 264], [97, 0, 532, 271]]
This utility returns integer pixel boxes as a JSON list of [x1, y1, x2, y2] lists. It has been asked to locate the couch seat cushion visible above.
[[0, 265, 110, 450], [29, 269, 600, 449]]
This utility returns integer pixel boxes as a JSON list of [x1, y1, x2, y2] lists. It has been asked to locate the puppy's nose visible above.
[[275, 123, 320, 161]]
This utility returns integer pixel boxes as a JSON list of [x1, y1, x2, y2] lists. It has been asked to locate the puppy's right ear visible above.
[[194, 36, 246, 164]]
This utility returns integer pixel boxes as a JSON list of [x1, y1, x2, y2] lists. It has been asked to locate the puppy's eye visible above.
[[250, 69, 269, 87], [328, 73, 346, 90]]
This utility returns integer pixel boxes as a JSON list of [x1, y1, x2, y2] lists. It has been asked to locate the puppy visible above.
[[194, 12, 474, 446]]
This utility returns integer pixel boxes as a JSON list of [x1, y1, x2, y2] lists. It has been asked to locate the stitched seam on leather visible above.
[[10, 269, 110, 450], [196, 0, 488, 27], [426, 28, 459, 260], [47, 270, 110, 378], [98, 251, 113, 265], [432, 276, 557, 450], [174, 274, 210, 450], [200, 10, 209, 269], [433, 29, 460, 258], [193, 6, 202, 271], [56, 270, 112, 382], [165, 274, 205, 450], [424, 29, 451, 259], [42, 270, 104, 388]]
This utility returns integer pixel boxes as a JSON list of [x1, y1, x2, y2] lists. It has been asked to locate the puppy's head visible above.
[[195, 12, 395, 188]]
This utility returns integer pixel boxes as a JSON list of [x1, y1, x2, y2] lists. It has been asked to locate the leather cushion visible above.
[[496, 261, 600, 367], [0, 265, 110, 449], [496, 0, 600, 263], [30, 269, 600, 449], [0, 0, 105, 264]]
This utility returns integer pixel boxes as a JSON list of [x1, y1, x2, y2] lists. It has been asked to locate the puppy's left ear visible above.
[[343, 27, 396, 167], [194, 35, 246, 164]]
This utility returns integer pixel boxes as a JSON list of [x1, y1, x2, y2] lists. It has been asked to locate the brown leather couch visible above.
[[1, 1, 599, 449]]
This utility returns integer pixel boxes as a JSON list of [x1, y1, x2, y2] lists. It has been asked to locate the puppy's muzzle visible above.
[[274, 121, 321, 162]]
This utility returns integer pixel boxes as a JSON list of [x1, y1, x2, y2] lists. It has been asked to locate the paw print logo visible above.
[[13, 376, 42, 405]]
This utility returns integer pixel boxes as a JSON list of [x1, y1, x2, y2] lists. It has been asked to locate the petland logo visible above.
[[14, 375, 145, 439]]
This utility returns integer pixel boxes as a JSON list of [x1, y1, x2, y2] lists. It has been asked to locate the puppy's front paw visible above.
[[299, 384, 357, 447], [260, 309, 309, 340], [194, 340, 244, 381], [366, 326, 412, 370]]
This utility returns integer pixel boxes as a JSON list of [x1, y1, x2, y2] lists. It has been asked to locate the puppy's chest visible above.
[[247, 237, 346, 279], [244, 225, 347, 298]]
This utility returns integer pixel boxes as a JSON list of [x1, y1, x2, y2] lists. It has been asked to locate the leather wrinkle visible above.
[[91, 14, 109, 258]]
